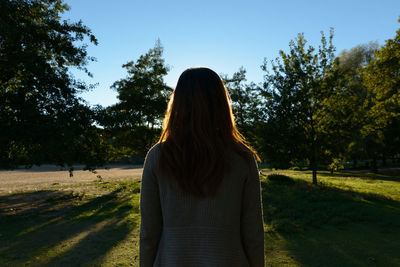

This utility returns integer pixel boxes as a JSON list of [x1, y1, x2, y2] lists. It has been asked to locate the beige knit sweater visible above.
[[139, 143, 265, 267]]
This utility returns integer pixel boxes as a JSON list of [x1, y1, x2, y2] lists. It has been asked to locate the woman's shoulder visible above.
[[144, 142, 163, 168], [229, 143, 255, 163], [148, 142, 162, 152], [146, 142, 162, 159]]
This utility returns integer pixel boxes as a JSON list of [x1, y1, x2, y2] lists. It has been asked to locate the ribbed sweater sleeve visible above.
[[241, 156, 265, 267], [139, 147, 162, 267]]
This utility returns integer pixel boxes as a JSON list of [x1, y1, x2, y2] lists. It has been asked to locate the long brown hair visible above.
[[157, 67, 260, 199]]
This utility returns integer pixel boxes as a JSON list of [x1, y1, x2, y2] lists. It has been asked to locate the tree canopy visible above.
[[0, 0, 116, 172], [95, 40, 172, 157], [260, 29, 336, 183]]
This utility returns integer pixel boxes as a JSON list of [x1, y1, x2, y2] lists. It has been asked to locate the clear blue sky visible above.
[[61, 0, 400, 108]]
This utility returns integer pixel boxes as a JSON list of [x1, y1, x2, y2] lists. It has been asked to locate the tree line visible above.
[[1, 0, 399, 183]]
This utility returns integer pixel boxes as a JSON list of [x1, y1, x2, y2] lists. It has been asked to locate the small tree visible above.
[[97, 40, 172, 157], [328, 158, 344, 174], [261, 29, 336, 184], [222, 67, 264, 151]]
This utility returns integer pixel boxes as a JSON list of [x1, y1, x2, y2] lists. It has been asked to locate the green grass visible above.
[[0, 183, 141, 266], [0, 170, 399, 266], [261, 170, 400, 266]]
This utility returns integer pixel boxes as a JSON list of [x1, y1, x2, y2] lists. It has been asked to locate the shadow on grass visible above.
[[0, 188, 139, 266], [261, 174, 400, 266]]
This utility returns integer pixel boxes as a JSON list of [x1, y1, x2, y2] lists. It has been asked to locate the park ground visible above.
[[0, 165, 399, 266]]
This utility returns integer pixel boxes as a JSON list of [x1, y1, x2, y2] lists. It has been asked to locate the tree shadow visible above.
[[0, 188, 139, 266], [261, 176, 400, 266]]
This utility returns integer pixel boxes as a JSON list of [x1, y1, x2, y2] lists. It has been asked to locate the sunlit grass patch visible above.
[[97, 179, 141, 194], [277, 170, 400, 201]]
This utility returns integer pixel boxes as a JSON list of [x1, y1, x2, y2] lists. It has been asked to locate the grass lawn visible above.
[[0, 169, 399, 266]]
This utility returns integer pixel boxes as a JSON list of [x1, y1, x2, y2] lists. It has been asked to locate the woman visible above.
[[139, 67, 265, 267]]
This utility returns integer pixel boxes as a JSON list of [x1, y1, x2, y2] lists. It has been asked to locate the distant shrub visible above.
[[289, 166, 301, 171], [267, 174, 294, 184], [328, 158, 345, 173]]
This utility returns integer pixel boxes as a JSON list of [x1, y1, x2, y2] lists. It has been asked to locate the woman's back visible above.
[[140, 142, 264, 267], [139, 67, 265, 267]]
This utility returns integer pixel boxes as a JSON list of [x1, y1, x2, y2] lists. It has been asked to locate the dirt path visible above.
[[0, 164, 143, 195]]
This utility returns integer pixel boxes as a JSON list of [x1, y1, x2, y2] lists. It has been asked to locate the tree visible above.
[[363, 19, 400, 167], [323, 42, 379, 168], [0, 0, 116, 172], [222, 67, 264, 150], [261, 29, 336, 184], [96, 40, 172, 157]]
